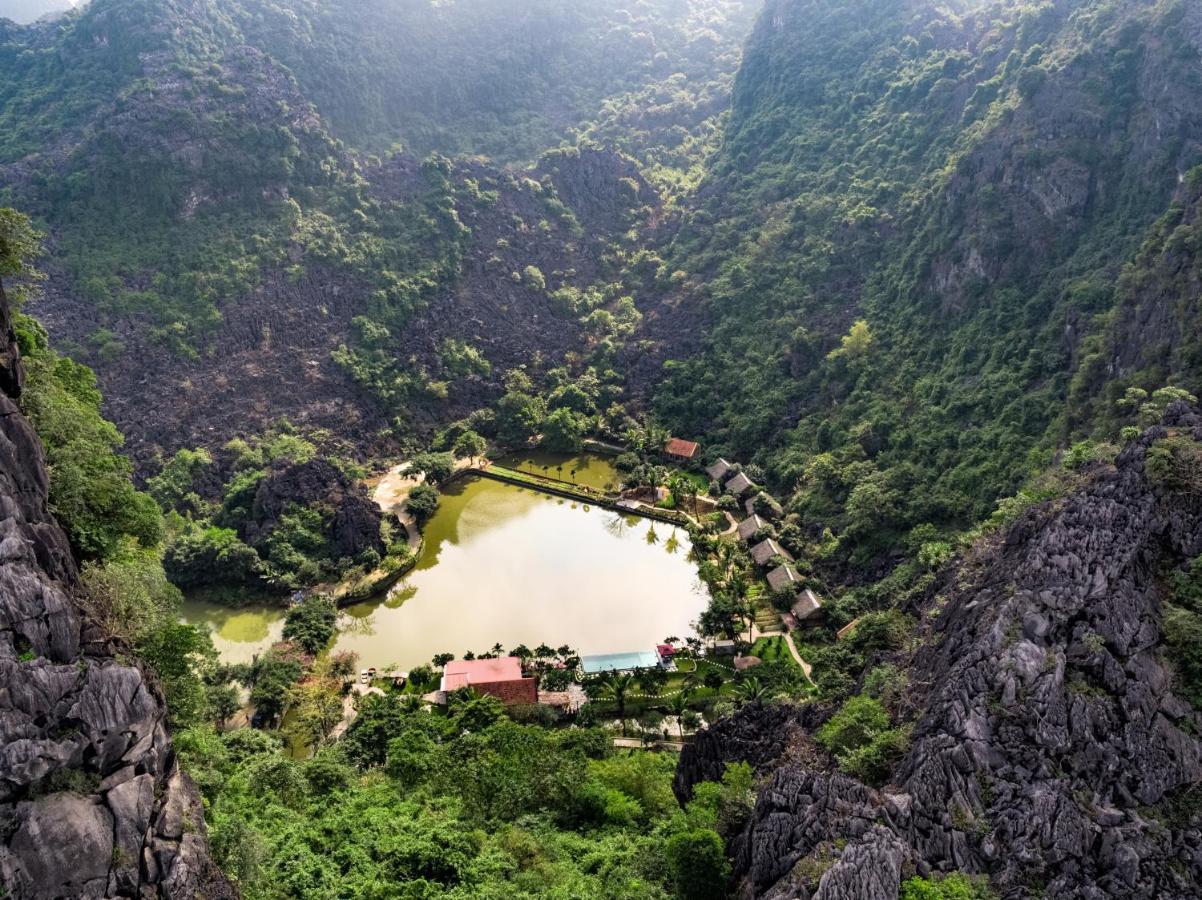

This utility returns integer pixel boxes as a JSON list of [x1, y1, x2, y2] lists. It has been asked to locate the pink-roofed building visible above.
[[439, 657, 538, 705]]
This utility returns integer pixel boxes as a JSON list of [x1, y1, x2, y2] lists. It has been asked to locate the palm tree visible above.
[[668, 689, 692, 738], [399, 693, 425, 713], [681, 669, 702, 694], [715, 541, 737, 578], [733, 676, 773, 708], [595, 671, 635, 735]]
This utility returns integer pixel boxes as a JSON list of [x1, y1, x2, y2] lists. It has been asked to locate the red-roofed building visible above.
[[439, 657, 538, 705], [664, 437, 699, 461]]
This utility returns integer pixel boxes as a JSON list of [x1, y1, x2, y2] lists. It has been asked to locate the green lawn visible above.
[[748, 635, 801, 670]]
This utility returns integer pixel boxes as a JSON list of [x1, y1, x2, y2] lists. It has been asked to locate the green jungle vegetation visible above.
[[228, 0, 758, 163], [150, 426, 407, 594], [5, 0, 1202, 895], [0, 0, 753, 359], [178, 698, 752, 900], [6, 214, 747, 896], [650, 0, 1202, 641]]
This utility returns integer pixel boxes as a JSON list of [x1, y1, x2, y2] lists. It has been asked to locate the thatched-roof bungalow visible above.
[[725, 471, 756, 497], [706, 458, 733, 482], [737, 514, 768, 542], [766, 563, 803, 594], [791, 588, 823, 622], [744, 491, 784, 519], [750, 538, 791, 567]]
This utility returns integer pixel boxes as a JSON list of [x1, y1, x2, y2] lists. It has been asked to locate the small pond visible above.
[[495, 450, 624, 491], [182, 459, 703, 671]]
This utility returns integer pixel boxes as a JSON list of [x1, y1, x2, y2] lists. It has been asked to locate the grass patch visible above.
[[748, 635, 799, 669]]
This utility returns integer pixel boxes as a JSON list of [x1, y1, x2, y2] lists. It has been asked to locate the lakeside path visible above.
[[370, 457, 479, 548]]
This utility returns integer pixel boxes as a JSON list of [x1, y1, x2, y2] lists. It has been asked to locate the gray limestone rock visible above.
[[679, 414, 1202, 899], [0, 282, 234, 898]]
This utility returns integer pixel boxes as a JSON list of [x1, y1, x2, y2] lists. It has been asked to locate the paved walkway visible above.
[[328, 683, 385, 740], [613, 737, 685, 752]]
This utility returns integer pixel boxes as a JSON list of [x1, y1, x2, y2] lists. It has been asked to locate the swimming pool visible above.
[[580, 650, 662, 673]]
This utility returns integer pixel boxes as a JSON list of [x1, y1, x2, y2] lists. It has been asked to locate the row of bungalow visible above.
[[707, 457, 824, 626]]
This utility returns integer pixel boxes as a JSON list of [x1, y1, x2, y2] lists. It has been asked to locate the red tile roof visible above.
[[440, 656, 537, 705], [444, 657, 524, 682], [664, 437, 699, 458]]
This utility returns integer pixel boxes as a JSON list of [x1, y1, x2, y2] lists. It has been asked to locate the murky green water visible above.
[[180, 598, 287, 664], [496, 451, 623, 491], [183, 465, 703, 670]]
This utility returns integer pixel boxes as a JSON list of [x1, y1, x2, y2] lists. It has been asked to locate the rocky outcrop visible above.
[[678, 410, 1202, 899], [537, 145, 653, 235], [242, 457, 384, 559], [0, 283, 232, 898]]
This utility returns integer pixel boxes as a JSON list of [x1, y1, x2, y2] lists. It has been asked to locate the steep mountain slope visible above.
[[226, 0, 758, 161], [0, 281, 230, 898], [647, 0, 1202, 563], [33, 146, 652, 470], [677, 406, 1202, 899], [0, 0, 755, 469]]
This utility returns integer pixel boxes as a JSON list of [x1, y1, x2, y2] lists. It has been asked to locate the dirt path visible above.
[[782, 631, 816, 686], [371, 457, 479, 549], [753, 627, 816, 687]]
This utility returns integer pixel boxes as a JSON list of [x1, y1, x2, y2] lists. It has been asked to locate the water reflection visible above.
[[184, 465, 704, 671], [497, 451, 622, 491], [180, 598, 285, 664]]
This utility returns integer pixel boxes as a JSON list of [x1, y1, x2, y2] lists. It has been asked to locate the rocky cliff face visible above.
[[677, 410, 1202, 899], [0, 282, 232, 899], [242, 456, 384, 559]]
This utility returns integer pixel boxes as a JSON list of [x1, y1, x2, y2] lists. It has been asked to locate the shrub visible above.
[[816, 694, 912, 786], [165, 526, 264, 589], [1146, 436, 1202, 493], [665, 828, 729, 900], [19, 340, 164, 559], [409, 451, 455, 485], [900, 872, 995, 899], [407, 484, 441, 523], [282, 595, 338, 655]]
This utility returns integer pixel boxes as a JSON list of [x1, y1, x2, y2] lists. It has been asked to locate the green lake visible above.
[[182, 461, 704, 671]]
